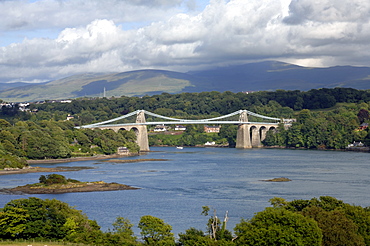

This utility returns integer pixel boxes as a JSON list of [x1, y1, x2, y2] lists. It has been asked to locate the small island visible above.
[[261, 177, 292, 182], [1, 174, 139, 194]]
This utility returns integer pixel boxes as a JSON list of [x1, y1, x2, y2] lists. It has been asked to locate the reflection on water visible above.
[[0, 147, 369, 235]]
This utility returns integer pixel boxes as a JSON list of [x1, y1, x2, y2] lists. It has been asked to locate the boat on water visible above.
[[176, 146, 184, 149]]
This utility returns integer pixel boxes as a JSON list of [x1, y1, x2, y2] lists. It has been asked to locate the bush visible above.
[[39, 174, 68, 185]]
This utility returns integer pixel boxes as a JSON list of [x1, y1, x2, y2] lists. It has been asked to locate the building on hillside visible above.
[[175, 125, 186, 131], [359, 123, 369, 130], [117, 146, 129, 155], [204, 125, 221, 133], [283, 118, 296, 123], [0, 102, 30, 112], [153, 125, 167, 132], [66, 114, 74, 121], [347, 141, 365, 148]]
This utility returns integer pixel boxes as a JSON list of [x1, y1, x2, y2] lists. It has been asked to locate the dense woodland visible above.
[[0, 118, 140, 169], [0, 88, 370, 168], [1, 196, 370, 245], [0, 88, 370, 245]]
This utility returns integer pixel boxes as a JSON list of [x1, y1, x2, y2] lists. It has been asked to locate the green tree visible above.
[[0, 152, 28, 169], [112, 217, 136, 239], [357, 109, 369, 124], [138, 215, 175, 245], [218, 125, 237, 147], [297, 109, 312, 124], [104, 217, 138, 246], [303, 206, 365, 246], [234, 207, 322, 246], [282, 196, 370, 246], [39, 174, 68, 185], [0, 197, 100, 240], [201, 206, 233, 242], [178, 227, 234, 246], [178, 227, 210, 246], [0, 119, 12, 129], [0, 206, 29, 238]]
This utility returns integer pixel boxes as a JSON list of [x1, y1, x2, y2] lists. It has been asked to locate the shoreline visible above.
[[0, 153, 164, 176], [0, 154, 133, 176], [26, 153, 129, 164], [0, 166, 95, 176]]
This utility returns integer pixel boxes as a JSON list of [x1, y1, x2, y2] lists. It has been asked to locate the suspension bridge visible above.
[[77, 109, 292, 151]]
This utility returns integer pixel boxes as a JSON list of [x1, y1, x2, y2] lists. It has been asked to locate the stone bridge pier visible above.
[[235, 111, 278, 148], [236, 124, 277, 148]]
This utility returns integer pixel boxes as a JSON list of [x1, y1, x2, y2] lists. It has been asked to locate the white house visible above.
[[175, 125, 186, 131], [154, 125, 167, 132]]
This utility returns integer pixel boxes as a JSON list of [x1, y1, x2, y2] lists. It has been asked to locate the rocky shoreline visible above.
[[0, 181, 139, 195], [0, 154, 141, 175]]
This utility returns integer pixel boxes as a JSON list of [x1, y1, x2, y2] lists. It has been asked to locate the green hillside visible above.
[[0, 70, 194, 102]]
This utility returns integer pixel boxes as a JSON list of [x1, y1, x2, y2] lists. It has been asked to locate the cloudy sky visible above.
[[1, 0, 370, 83]]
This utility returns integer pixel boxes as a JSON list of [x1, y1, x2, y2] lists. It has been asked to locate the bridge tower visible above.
[[236, 110, 252, 149], [135, 110, 150, 151]]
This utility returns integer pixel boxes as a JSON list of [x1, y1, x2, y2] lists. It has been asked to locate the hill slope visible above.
[[0, 70, 196, 102], [187, 61, 370, 91], [1, 61, 370, 102]]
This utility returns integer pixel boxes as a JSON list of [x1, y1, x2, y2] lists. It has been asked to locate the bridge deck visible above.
[[80, 121, 280, 128]]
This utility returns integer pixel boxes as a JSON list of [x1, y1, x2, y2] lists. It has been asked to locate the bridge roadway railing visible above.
[[79, 121, 280, 128], [76, 109, 282, 129]]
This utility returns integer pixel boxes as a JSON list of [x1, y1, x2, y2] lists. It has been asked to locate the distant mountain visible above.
[[0, 82, 39, 92], [1, 61, 370, 102], [187, 61, 370, 92]]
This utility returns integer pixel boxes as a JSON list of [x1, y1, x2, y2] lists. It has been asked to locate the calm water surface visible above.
[[0, 147, 369, 235]]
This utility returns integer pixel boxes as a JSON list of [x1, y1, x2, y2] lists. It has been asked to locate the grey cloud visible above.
[[0, 0, 185, 32], [127, 0, 183, 7], [284, 0, 370, 25], [283, 0, 312, 25], [6, 20, 29, 29]]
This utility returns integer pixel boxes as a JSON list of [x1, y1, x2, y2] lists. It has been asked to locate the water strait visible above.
[[0, 147, 369, 236]]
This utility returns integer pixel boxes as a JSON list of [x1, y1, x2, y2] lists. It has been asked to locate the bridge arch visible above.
[[250, 125, 261, 147], [260, 126, 268, 141], [129, 127, 140, 139], [86, 125, 150, 152]]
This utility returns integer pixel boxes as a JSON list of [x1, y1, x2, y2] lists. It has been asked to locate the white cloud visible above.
[[1, 0, 370, 83]]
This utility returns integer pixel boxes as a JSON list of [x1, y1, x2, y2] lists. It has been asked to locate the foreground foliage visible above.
[[234, 208, 322, 246], [1, 196, 370, 245], [0, 197, 100, 241], [271, 196, 370, 246]]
